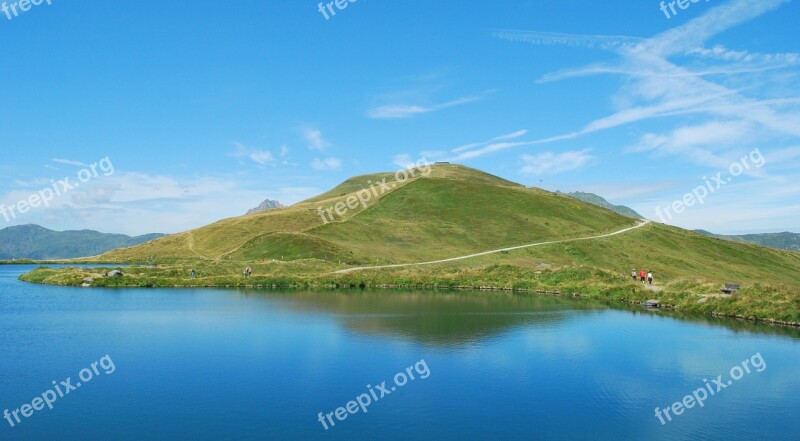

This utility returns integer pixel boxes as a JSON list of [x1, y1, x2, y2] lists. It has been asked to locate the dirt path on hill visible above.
[[333, 220, 651, 274]]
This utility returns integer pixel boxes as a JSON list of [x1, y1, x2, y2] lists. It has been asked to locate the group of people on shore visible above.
[[632, 269, 654, 285], [188, 267, 253, 279]]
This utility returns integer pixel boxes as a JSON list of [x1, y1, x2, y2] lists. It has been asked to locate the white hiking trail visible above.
[[333, 220, 651, 274]]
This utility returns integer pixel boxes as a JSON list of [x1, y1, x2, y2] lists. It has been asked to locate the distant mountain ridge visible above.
[[695, 230, 800, 252], [0, 225, 164, 260], [563, 191, 643, 219], [246, 199, 285, 215]]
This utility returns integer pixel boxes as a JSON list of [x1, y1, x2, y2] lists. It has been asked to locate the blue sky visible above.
[[1, 0, 798, 235]]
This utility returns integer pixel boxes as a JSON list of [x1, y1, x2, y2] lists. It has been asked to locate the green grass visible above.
[[307, 178, 626, 262]]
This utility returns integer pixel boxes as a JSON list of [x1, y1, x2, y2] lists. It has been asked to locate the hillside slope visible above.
[[0, 224, 163, 260]]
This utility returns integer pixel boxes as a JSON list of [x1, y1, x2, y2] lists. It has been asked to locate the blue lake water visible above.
[[1, 265, 798, 440]]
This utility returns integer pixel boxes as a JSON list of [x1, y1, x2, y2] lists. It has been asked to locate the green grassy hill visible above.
[[97, 164, 629, 263], [22, 164, 800, 324]]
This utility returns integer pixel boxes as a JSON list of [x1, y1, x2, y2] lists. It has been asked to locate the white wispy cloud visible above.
[[477, 0, 800, 170], [311, 157, 342, 171], [303, 128, 330, 151], [452, 129, 528, 153], [0, 171, 322, 235], [642, 176, 800, 233], [13, 178, 51, 188], [520, 149, 596, 176], [249, 150, 275, 165], [52, 158, 86, 167], [767, 145, 800, 167], [232, 142, 276, 166], [686, 45, 800, 64], [625, 120, 758, 169], [487, 1, 800, 232], [392, 154, 414, 169], [70, 183, 122, 207], [448, 132, 577, 161], [420, 150, 446, 159], [491, 30, 641, 52], [367, 95, 483, 119]]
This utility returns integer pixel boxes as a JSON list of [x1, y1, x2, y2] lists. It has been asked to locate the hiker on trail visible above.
[[191, 269, 196, 279], [648, 271, 654, 285], [640, 269, 646, 284], [243, 266, 252, 278], [631, 269, 637, 281]]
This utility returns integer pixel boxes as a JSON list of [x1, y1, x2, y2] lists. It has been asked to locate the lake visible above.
[[1, 265, 798, 440]]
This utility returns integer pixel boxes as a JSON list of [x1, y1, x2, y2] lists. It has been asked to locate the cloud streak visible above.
[[52, 158, 86, 167], [367, 95, 484, 119], [303, 128, 330, 151], [232, 142, 276, 166], [467, 0, 800, 166], [520, 149, 596, 176], [0, 171, 322, 235], [311, 157, 342, 171]]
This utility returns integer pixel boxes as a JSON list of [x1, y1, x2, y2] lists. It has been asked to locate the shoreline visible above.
[[18, 274, 800, 329]]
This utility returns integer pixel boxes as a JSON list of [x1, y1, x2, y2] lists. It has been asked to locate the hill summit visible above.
[[246, 199, 285, 215]]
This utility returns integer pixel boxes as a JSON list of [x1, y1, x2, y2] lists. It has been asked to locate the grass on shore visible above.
[[19, 240, 800, 326]]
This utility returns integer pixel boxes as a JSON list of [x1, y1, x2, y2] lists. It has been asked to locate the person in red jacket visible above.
[[640, 269, 646, 284]]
